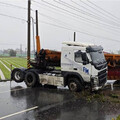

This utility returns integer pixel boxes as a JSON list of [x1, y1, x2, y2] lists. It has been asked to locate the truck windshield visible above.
[[86, 45, 107, 70], [90, 51, 106, 64]]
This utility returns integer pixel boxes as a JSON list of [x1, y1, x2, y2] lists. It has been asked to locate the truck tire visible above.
[[68, 78, 84, 92], [25, 72, 37, 87], [12, 69, 24, 83]]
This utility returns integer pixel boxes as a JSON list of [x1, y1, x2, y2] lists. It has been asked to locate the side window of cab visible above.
[[74, 50, 82, 63]]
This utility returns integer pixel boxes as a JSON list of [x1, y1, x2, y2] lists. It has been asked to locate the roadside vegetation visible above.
[[0, 57, 27, 79], [0, 60, 10, 79], [116, 115, 120, 120], [74, 86, 120, 104]]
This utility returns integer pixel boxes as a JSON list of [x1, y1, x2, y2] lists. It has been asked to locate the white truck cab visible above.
[[61, 41, 107, 91]]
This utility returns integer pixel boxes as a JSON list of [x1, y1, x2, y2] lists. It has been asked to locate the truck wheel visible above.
[[12, 69, 24, 83], [68, 78, 83, 92], [25, 72, 37, 87]]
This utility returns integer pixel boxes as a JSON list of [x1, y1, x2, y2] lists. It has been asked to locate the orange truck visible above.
[[104, 53, 120, 81]]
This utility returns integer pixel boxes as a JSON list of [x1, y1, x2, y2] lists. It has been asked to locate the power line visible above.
[[32, 1, 120, 35], [39, 20, 120, 43], [39, 0, 120, 30], [33, 0, 120, 30], [70, 0, 120, 26], [0, 1, 34, 12], [87, 0, 120, 22], [38, 12, 67, 26], [38, 12, 120, 36], [54, 0, 119, 28], [32, 0, 120, 34], [56, 0, 120, 27], [0, 1, 27, 10], [79, 0, 120, 24], [0, 13, 27, 22]]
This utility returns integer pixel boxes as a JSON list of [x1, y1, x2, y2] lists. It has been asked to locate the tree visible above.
[[9, 49, 16, 57]]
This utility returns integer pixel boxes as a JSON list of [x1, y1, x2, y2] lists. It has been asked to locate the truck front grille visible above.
[[98, 69, 107, 86]]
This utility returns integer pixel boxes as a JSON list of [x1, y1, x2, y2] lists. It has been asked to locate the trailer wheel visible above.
[[12, 69, 24, 83], [68, 78, 83, 92], [25, 72, 37, 87]]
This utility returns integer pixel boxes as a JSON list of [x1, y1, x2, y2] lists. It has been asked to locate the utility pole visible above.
[[27, 0, 31, 68], [74, 32, 76, 42], [36, 10, 40, 54], [36, 10, 39, 37]]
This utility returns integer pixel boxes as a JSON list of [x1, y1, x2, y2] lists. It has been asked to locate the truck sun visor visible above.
[[86, 45, 103, 52]]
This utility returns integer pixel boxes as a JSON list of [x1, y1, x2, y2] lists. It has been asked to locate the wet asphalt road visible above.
[[0, 81, 119, 120]]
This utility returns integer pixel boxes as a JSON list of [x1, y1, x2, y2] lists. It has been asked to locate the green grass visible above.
[[0, 57, 27, 79], [0, 61, 10, 79], [0, 59, 14, 70], [0, 57, 59, 80], [9, 57, 27, 68], [2, 59, 20, 68], [1, 57, 27, 68], [117, 115, 120, 120]]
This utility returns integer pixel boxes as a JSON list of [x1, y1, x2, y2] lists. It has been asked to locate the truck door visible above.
[[74, 50, 91, 82]]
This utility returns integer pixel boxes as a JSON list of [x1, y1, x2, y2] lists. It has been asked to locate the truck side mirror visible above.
[[82, 53, 89, 65]]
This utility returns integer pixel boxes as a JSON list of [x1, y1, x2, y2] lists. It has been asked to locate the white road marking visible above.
[[3, 60, 16, 68], [7, 59, 23, 68], [0, 60, 11, 72], [8, 59, 24, 68], [0, 87, 28, 94], [0, 106, 38, 120], [0, 69, 5, 80]]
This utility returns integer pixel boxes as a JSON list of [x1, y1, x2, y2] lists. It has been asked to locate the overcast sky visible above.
[[0, 0, 120, 53]]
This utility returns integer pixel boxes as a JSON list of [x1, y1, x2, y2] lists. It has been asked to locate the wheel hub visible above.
[[15, 71, 21, 80], [70, 82, 77, 91]]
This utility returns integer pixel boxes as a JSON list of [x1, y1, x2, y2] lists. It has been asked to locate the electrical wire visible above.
[[70, 0, 120, 26], [0, 1, 27, 10], [79, 0, 120, 24], [38, 12, 120, 36], [39, 20, 120, 43], [32, 1, 120, 34], [0, 13, 27, 22], [87, 0, 120, 22], [56, 0, 120, 27], [0, 1, 34, 12], [36, 0, 120, 30], [71, 0, 106, 20], [53, 0, 120, 28], [31, 2, 120, 34]]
